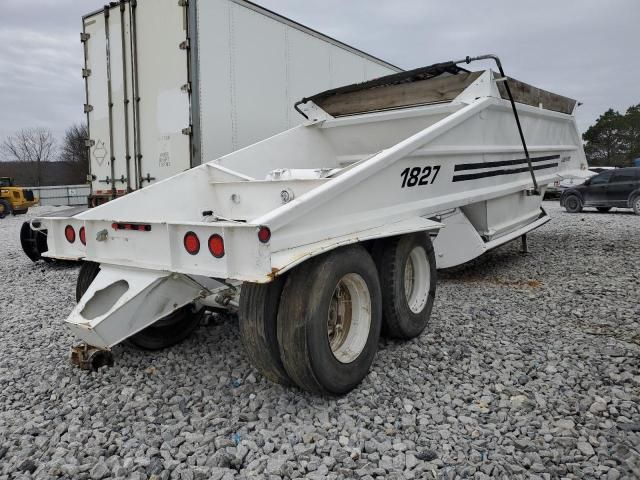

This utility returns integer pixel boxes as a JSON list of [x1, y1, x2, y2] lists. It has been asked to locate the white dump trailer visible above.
[[19, 0, 399, 261], [36, 56, 587, 394]]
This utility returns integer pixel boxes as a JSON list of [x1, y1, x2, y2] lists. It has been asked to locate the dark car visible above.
[[561, 167, 640, 215]]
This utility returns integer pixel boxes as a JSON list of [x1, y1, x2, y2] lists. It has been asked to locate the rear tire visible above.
[[374, 233, 437, 340], [76, 261, 203, 351], [564, 195, 582, 213], [239, 277, 290, 385], [277, 245, 382, 395], [0, 199, 12, 219], [596, 207, 612, 213]]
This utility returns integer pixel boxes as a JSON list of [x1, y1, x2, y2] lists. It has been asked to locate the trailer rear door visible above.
[[134, 0, 191, 187], [84, 0, 191, 196]]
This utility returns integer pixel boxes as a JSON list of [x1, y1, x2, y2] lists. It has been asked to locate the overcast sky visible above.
[[0, 0, 638, 145]]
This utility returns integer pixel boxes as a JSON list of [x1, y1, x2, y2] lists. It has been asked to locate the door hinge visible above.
[[140, 173, 156, 185], [85, 139, 96, 148], [182, 127, 193, 136], [181, 82, 191, 93], [178, 0, 189, 6], [179, 39, 190, 50], [82, 68, 92, 78], [84, 104, 94, 113], [80, 32, 91, 43]]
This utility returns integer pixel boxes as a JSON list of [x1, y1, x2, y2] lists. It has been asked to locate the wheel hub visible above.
[[404, 246, 430, 314], [327, 273, 371, 364]]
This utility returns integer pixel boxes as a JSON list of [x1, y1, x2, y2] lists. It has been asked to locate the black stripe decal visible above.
[[454, 155, 560, 172], [453, 162, 559, 182]]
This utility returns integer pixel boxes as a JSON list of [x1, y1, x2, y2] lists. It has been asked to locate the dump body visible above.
[[37, 62, 587, 349], [83, 0, 400, 201]]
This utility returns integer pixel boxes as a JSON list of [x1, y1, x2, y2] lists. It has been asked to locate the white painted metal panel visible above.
[[232, 4, 289, 151], [196, 0, 400, 163], [285, 30, 334, 128], [84, 14, 112, 195], [135, 0, 191, 186]]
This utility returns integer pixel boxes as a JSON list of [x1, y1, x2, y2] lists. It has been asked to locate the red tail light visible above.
[[208, 234, 225, 258], [258, 226, 271, 243], [64, 225, 76, 243], [183, 232, 200, 255], [79, 227, 86, 245]]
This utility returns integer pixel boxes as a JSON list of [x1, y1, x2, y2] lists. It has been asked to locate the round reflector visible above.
[[183, 231, 200, 255], [258, 226, 271, 244], [208, 234, 225, 258], [79, 227, 86, 246], [64, 225, 76, 243]]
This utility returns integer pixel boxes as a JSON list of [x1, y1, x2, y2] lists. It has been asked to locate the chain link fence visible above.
[[27, 185, 90, 207]]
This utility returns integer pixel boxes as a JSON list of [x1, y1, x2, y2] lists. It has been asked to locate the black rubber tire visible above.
[[277, 245, 382, 395], [20, 222, 48, 262], [632, 195, 640, 216], [0, 199, 11, 219], [76, 261, 203, 351], [596, 207, 612, 213], [127, 307, 205, 351], [564, 195, 582, 213], [76, 261, 102, 302], [239, 277, 290, 385], [374, 233, 437, 340]]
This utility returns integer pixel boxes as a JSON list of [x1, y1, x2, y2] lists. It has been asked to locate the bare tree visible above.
[[1, 127, 56, 186], [59, 123, 89, 181]]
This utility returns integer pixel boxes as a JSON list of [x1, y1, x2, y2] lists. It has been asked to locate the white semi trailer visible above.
[[36, 55, 588, 394], [19, 0, 399, 260]]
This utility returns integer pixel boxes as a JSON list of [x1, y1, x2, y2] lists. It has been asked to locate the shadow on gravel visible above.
[[563, 210, 636, 216]]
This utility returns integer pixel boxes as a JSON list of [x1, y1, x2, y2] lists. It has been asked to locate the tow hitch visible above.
[[70, 344, 114, 370]]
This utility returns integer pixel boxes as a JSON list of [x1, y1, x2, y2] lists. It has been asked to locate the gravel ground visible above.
[[0, 202, 638, 480]]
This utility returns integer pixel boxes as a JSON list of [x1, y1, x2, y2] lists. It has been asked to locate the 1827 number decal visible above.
[[400, 165, 440, 188]]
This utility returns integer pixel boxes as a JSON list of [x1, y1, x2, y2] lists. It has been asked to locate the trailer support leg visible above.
[[520, 234, 529, 254]]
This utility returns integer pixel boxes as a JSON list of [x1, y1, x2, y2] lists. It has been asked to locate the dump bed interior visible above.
[[306, 62, 577, 117]]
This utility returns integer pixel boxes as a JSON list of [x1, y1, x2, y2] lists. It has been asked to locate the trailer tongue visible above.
[[37, 57, 587, 394]]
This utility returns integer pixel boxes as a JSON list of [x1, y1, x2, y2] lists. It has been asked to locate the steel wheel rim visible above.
[[404, 246, 430, 314], [567, 197, 578, 210], [635, 198, 640, 211], [327, 273, 371, 364]]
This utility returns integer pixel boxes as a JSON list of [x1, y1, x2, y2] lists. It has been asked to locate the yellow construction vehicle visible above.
[[0, 177, 38, 218]]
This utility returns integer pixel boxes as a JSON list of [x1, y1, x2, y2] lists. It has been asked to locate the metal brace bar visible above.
[[453, 54, 540, 195]]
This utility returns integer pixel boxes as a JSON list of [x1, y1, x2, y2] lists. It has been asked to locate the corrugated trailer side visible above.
[[194, 0, 400, 164]]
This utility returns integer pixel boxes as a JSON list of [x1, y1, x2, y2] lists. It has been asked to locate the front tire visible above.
[[277, 245, 382, 395], [564, 194, 582, 213], [632, 196, 640, 216], [375, 233, 437, 340], [76, 261, 203, 351]]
